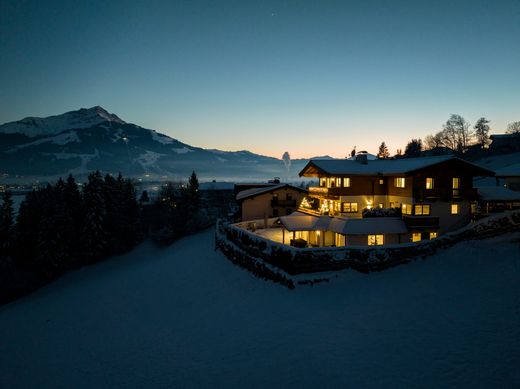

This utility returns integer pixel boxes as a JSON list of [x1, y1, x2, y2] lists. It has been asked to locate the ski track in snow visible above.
[[0, 230, 519, 388]]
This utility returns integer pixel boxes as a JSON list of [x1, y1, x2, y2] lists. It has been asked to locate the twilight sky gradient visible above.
[[1, 0, 519, 158]]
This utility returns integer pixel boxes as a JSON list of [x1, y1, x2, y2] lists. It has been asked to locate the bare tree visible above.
[[506, 121, 520, 134], [443, 114, 473, 153], [424, 132, 443, 150], [474, 117, 491, 148]]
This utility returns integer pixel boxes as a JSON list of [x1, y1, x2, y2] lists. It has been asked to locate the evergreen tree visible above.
[[0, 191, 15, 266], [36, 183, 68, 278], [474, 117, 491, 149], [139, 190, 150, 205], [82, 171, 108, 261], [377, 142, 390, 159], [404, 139, 422, 158], [187, 171, 200, 210]]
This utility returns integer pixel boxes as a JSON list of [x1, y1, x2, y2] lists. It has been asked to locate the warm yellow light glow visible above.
[[429, 232, 437, 239], [451, 203, 459, 215], [412, 233, 421, 242], [368, 234, 384, 245], [426, 177, 434, 189], [395, 177, 406, 188]]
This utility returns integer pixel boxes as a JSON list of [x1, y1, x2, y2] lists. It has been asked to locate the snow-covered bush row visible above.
[[216, 211, 520, 275], [215, 221, 295, 289]]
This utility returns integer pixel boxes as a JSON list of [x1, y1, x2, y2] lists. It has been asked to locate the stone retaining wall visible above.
[[216, 211, 520, 277]]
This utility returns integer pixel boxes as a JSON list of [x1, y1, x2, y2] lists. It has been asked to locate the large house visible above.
[[273, 155, 494, 247]]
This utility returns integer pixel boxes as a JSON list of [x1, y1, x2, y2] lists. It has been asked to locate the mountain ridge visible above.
[[0, 107, 306, 181]]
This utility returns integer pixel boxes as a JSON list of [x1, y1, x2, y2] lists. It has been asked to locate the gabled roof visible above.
[[495, 163, 520, 177], [299, 155, 495, 177], [236, 183, 307, 201], [477, 186, 520, 201]]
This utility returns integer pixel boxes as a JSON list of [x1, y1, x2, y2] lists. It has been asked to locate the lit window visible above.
[[452, 177, 460, 196], [335, 177, 342, 188], [451, 204, 459, 215], [334, 201, 341, 212], [378, 203, 384, 208], [426, 178, 434, 189], [452, 177, 460, 189], [414, 204, 431, 215], [429, 232, 437, 239], [412, 233, 421, 242], [395, 177, 406, 188], [342, 202, 358, 213], [320, 178, 326, 187], [368, 234, 384, 245], [379, 179, 384, 185], [402, 203, 412, 215], [344, 177, 351, 187]]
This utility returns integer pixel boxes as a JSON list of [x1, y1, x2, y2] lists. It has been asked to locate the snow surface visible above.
[[10, 131, 80, 150], [0, 229, 519, 388], [136, 151, 165, 168], [151, 130, 175, 145], [171, 146, 194, 154]]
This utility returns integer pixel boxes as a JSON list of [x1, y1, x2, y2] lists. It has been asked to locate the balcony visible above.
[[403, 216, 440, 230], [271, 199, 297, 207], [308, 186, 343, 197]]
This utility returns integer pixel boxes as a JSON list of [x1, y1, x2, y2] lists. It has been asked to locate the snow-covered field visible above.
[[1, 229, 519, 388]]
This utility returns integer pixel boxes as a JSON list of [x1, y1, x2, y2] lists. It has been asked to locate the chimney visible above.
[[356, 154, 368, 164]]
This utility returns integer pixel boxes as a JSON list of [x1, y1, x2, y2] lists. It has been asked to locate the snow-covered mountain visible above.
[[0, 107, 307, 181], [0, 106, 125, 137]]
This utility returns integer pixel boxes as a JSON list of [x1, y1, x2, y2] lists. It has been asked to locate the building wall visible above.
[[241, 188, 306, 221], [431, 200, 471, 233], [347, 233, 402, 246]]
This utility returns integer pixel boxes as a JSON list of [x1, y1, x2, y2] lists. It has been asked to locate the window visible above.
[[342, 202, 358, 213], [429, 232, 437, 240], [333, 201, 342, 213], [412, 233, 422, 242], [452, 177, 460, 196], [379, 179, 384, 185], [320, 178, 326, 187], [402, 203, 412, 215], [451, 203, 459, 215], [378, 203, 384, 209], [395, 177, 406, 188], [335, 177, 342, 188], [414, 204, 431, 215], [344, 177, 351, 187], [368, 234, 384, 245], [426, 178, 434, 189], [335, 233, 345, 247]]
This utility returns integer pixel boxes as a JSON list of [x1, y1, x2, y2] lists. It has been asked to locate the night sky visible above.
[[1, 0, 519, 158]]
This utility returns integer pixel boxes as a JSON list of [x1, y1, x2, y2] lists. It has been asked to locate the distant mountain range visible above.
[[0, 106, 315, 181]]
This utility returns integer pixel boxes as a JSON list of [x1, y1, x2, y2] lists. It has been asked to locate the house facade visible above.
[[236, 183, 308, 221], [290, 155, 494, 246]]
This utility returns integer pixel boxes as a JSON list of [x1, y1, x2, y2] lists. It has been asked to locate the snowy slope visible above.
[[0, 106, 125, 137], [0, 229, 519, 387]]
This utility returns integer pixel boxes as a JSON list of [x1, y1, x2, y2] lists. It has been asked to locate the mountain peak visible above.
[[0, 106, 126, 138]]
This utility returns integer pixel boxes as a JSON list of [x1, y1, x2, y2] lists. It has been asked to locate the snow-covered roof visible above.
[[299, 155, 494, 177], [330, 217, 408, 235], [477, 186, 520, 201], [280, 214, 408, 234], [236, 184, 307, 201], [495, 163, 520, 177], [279, 214, 331, 231]]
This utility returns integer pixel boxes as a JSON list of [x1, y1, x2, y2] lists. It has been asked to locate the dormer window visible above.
[[395, 177, 406, 188]]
